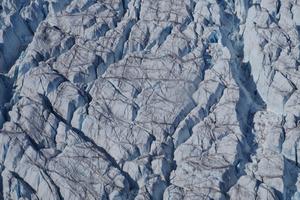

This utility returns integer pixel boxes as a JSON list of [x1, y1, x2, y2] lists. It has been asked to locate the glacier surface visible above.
[[0, 0, 300, 199]]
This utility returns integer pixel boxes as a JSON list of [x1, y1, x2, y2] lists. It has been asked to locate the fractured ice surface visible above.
[[0, 0, 300, 199]]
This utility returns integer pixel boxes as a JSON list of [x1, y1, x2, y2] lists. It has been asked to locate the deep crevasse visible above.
[[0, 0, 300, 199]]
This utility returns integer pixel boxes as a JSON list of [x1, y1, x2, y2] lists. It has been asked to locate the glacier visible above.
[[0, 0, 300, 199]]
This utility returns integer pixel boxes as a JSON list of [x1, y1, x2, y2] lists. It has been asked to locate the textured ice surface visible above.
[[0, 0, 300, 199]]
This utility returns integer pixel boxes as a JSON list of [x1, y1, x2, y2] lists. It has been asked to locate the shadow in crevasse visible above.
[[215, 1, 267, 195], [219, 60, 267, 197], [282, 157, 299, 199], [0, 74, 13, 129]]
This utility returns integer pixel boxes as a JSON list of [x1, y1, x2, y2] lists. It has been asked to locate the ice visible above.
[[1, 0, 300, 199]]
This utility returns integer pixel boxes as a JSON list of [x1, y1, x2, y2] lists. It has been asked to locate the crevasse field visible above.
[[0, 0, 300, 199]]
